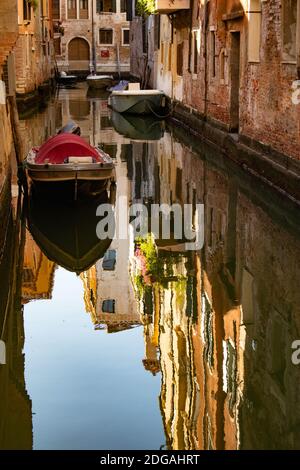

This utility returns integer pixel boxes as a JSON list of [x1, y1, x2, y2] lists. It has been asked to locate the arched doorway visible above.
[[68, 37, 90, 71]]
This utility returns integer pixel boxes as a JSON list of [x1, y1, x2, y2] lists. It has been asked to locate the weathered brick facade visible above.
[[131, 0, 300, 164], [14, 0, 54, 95]]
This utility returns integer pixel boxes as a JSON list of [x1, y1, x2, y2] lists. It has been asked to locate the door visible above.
[[68, 38, 90, 70], [229, 32, 240, 132]]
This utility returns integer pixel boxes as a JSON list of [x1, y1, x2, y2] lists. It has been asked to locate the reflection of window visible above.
[[122, 29, 130, 46], [282, 0, 298, 62], [99, 29, 113, 45], [101, 143, 117, 158], [96, 0, 116, 13], [100, 115, 111, 129], [223, 339, 237, 414], [54, 37, 61, 55], [120, 0, 127, 12], [22, 268, 34, 284], [102, 299, 115, 313], [79, 0, 88, 19], [69, 100, 90, 118], [201, 293, 214, 369], [102, 249, 116, 270], [68, 0, 77, 19], [23, 0, 32, 21]]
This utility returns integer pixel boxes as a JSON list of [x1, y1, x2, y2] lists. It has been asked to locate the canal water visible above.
[[0, 83, 300, 450]]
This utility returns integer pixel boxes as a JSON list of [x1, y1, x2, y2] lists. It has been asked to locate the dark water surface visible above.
[[0, 83, 300, 450]]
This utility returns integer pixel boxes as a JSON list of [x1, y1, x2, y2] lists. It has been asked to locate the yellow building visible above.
[[15, 0, 54, 96], [22, 232, 56, 302]]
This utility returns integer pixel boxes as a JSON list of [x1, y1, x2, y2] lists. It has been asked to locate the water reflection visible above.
[[0, 83, 300, 449], [27, 189, 113, 274]]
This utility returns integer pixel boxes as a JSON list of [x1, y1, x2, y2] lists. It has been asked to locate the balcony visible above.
[[155, 0, 190, 14]]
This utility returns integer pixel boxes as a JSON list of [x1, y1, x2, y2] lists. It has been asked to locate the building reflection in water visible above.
[[0, 185, 32, 449], [129, 125, 300, 450], [1, 83, 299, 450]]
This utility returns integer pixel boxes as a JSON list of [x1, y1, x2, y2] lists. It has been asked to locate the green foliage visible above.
[[136, 0, 156, 16], [27, 0, 38, 10]]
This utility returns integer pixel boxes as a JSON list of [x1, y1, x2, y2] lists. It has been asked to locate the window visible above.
[[120, 0, 127, 12], [282, 0, 298, 62], [102, 250, 116, 270], [96, 0, 116, 13], [220, 48, 226, 81], [122, 29, 130, 46], [191, 29, 200, 76], [99, 28, 113, 45], [177, 42, 183, 76], [52, 0, 60, 19], [68, 0, 77, 19], [210, 31, 216, 77], [247, 0, 261, 62], [102, 299, 115, 313], [23, 0, 31, 21], [79, 0, 88, 19]]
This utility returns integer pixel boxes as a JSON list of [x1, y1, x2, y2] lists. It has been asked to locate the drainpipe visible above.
[[203, 0, 208, 120]]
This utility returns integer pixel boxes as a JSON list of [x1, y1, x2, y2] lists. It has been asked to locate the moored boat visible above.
[[86, 74, 114, 90], [109, 83, 165, 115], [57, 71, 77, 86], [24, 131, 115, 200]]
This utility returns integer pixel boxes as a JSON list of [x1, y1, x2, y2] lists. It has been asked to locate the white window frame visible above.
[[99, 28, 114, 46], [122, 28, 130, 46], [191, 28, 200, 80]]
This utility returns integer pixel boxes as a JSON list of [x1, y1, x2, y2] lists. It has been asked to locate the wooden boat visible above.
[[24, 131, 115, 200], [109, 83, 165, 115], [57, 71, 77, 86], [111, 111, 164, 141], [27, 189, 113, 273], [86, 74, 114, 90]]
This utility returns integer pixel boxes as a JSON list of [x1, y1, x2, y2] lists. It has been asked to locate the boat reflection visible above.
[[27, 188, 115, 274], [111, 111, 165, 141]]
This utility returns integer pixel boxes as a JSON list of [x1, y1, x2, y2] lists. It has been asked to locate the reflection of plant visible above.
[[54, 21, 65, 35], [136, 0, 156, 16], [27, 0, 39, 10]]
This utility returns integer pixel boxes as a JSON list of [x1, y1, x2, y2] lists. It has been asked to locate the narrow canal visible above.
[[1, 83, 300, 450]]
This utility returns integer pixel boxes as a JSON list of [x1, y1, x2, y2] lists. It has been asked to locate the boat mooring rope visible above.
[[146, 100, 176, 119]]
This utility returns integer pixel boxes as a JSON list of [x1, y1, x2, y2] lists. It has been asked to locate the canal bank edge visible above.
[[167, 99, 300, 203], [16, 78, 55, 117]]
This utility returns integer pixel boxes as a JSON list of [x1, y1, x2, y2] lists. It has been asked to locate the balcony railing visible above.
[[155, 0, 190, 13]]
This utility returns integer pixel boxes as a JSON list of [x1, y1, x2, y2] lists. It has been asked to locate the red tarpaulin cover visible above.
[[35, 134, 102, 164]]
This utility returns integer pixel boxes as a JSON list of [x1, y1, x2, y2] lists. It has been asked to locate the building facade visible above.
[[130, 1, 300, 168], [15, 0, 54, 95], [54, 0, 130, 74]]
